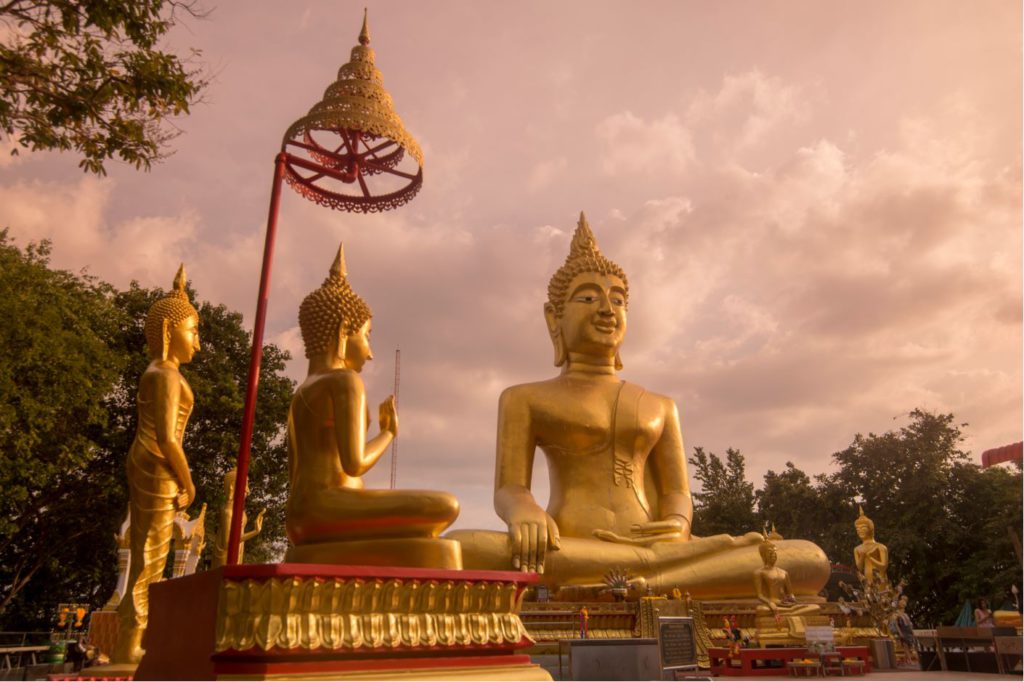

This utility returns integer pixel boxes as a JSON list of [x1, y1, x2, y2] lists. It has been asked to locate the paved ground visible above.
[[532, 655, 1023, 681]]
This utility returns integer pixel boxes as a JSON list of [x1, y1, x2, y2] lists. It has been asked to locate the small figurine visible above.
[[724, 615, 743, 656], [579, 606, 590, 639]]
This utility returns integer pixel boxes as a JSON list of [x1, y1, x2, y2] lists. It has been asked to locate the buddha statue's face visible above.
[[760, 544, 778, 567], [855, 521, 873, 541], [168, 314, 201, 365], [554, 272, 627, 357], [341, 319, 373, 372]]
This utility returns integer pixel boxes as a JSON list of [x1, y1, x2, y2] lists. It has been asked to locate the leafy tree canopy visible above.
[[0, 0, 208, 174], [688, 446, 758, 536]]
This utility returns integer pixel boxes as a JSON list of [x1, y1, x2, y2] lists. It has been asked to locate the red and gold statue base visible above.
[[135, 564, 547, 680]]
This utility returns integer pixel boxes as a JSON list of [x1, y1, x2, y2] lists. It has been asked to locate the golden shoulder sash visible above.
[[612, 380, 653, 518]]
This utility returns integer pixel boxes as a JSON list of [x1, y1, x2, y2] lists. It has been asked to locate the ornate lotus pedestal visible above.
[[133, 564, 549, 681]]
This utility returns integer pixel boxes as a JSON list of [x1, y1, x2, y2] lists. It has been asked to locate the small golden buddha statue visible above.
[[210, 468, 265, 569], [753, 530, 820, 642], [111, 264, 201, 666], [284, 244, 461, 568], [450, 214, 829, 599], [853, 506, 888, 586]]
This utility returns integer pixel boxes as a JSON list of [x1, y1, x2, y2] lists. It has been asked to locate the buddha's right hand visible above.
[[379, 395, 398, 436], [176, 482, 196, 510], [507, 506, 560, 574]]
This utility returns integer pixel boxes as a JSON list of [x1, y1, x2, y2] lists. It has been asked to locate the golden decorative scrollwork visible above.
[[214, 576, 532, 653]]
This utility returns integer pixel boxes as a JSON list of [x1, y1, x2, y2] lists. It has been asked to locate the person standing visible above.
[[975, 598, 995, 627]]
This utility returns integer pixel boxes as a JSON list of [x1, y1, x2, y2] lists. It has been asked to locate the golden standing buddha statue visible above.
[[450, 214, 830, 599], [111, 265, 200, 666], [284, 244, 461, 568], [853, 506, 888, 586]]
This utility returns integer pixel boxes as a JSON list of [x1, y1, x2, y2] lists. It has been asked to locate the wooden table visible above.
[[820, 652, 843, 676], [708, 648, 807, 677], [708, 646, 871, 677], [788, 660, 821, 677], [841, 658, 867, 676], [836, 646, 871, 674]]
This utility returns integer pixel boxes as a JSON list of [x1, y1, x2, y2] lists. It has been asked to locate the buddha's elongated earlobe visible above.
[[161, 319, 170, 362], [336, 322, 348, 366], [615, 350, 623, 371], [543, 303, 567, 367]]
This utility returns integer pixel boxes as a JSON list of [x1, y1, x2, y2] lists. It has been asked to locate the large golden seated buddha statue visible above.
[[285, 244, 461, 569], [449, 214, 829, 599]]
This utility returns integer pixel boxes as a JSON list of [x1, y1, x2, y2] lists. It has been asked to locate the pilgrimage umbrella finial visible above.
[[359, 8, 370, 46]]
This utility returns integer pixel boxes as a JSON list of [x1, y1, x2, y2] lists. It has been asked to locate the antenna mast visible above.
[[389, 348, 400, 489]]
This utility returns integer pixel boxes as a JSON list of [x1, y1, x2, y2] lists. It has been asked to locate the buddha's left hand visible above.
[[593, 519, 684, 546]]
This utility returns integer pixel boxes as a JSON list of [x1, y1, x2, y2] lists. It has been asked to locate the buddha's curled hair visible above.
[[547, 212, 628, 317], [298, 244, 372, 358], [144, 264, 199, 357]]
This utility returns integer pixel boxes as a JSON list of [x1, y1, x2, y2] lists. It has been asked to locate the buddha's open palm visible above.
[[378, 395, 398, 436]]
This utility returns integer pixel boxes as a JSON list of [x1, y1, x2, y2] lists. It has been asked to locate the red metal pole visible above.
[[227, 151, 287, 565]]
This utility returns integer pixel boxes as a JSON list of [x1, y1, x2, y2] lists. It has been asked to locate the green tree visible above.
[[0, 233, 294, 629], [754, 461, 856, 564], [0, 230, 128, 619], [943, 461, 1021, 619], [0, 0, 208, 174], [822, 409, 1021, 627], [688, 446, 758, 536]]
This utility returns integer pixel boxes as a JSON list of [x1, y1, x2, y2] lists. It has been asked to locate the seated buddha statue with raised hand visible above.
[[285, 244, 461, 569], [449, 213, 829, 599]]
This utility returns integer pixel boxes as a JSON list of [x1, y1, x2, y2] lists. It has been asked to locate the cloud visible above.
[[0, 175, 261, 318], [595, 111, 696, 176], [526, 156, 567, 192], [688, 70, 808, 152]]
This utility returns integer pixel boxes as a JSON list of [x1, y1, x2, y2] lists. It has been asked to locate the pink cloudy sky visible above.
[[1, 1, 1020, 534]]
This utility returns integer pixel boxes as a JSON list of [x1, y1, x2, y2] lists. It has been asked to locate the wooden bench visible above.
[[994, 635, 1023, 675]]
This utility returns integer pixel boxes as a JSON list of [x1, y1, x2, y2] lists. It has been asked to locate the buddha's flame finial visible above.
[[568, 211, 601, 261], [359, 8, 370, 46], [172, 263, 188, 299], [330, 243, 348, 280]]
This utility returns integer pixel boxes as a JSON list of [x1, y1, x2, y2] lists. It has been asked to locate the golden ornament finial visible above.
[[172, 263, 187, 297], [569, 211, 601, 260], [359, 8, 370, 46], [330, 243, 348, 279]]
